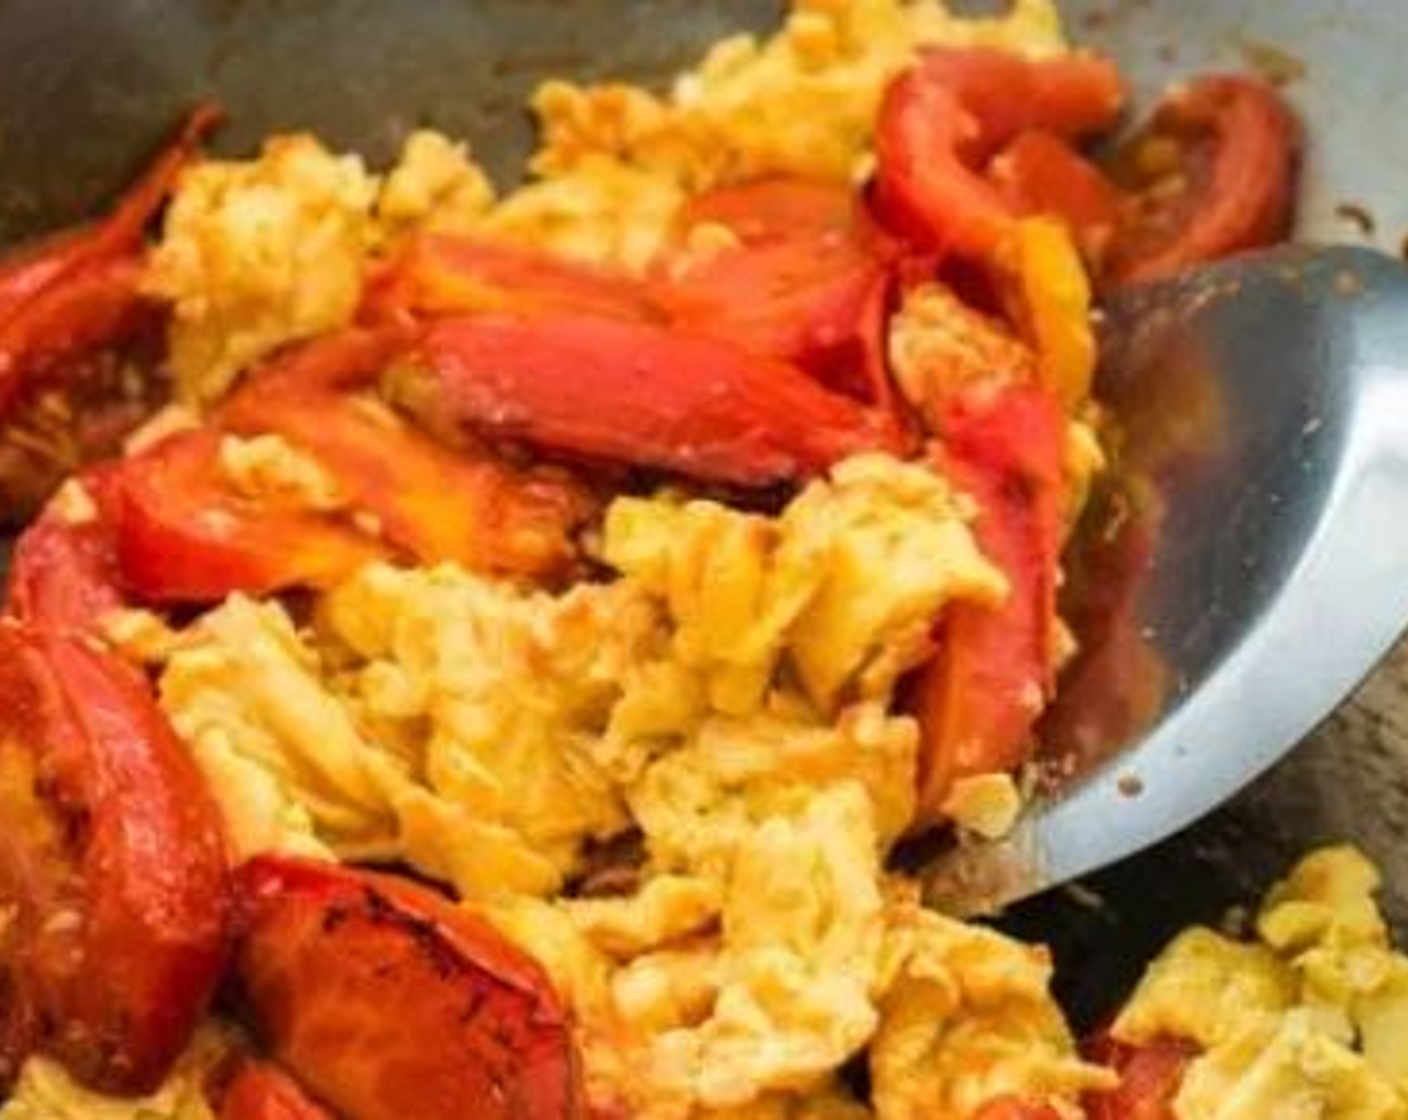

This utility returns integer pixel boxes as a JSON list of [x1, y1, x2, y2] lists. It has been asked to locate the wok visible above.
[[1, 0, 1405, 1026]]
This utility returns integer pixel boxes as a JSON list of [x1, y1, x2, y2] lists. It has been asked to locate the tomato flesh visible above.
[[0, 623, 229, 1094], [1104, 74, 1299, 286], [233, 856, 581, 1120], [910, 385, 1065, 823]]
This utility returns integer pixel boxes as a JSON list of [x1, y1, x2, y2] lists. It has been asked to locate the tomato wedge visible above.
[[1084, 1034, 1196, 1120], [1103, 74, 1300, 286], [221, 335, 595, 581], [109, 428, 385, 603], [917, 48, 1125, 159], [362, 235, 659, 325], [874, 49, 1124, 258], [656, 179, 899, 409], [232, 856, 581, 1120], [215, 1059, 333, 1120], [909, 384, 1065, 824], [0, 622, 229, 1094], [414, 313, 899, 487], [5, 501, 123, 634], [990, 130, 1122, 263]]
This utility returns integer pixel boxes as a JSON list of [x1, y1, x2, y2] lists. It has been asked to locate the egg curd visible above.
[[1113, 846, 1408, 1119]]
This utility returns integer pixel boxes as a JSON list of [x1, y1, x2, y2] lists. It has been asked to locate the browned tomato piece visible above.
[[909, 384, 1065, 824], [0, 622, 229, 1094], [232, 856, 581, 1120], [1104, 74, 1300, 286]]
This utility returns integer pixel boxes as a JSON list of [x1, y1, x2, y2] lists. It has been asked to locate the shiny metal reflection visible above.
[[928, 246, 1408, 915]]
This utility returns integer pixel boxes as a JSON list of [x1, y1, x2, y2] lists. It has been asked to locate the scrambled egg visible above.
[[144, 0, 1069, 404], [145, 134, 378, 403], [143, 452, 1104, 1117], [1114, 846, 1408, 1119]]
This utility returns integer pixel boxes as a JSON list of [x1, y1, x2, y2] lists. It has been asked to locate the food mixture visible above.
[[0, 1, 1402, 1118]]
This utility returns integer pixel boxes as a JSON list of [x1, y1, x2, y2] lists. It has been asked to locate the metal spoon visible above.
[[925, 245, 1408, 916]]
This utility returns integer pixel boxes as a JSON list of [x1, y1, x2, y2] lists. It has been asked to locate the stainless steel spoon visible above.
[[926, 245, 1408, 916]]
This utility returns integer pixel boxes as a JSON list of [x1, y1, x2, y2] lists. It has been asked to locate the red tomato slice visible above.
[[989, 130, 1123, 262], [1103, 74, 1300, 286], [109, 428, 385, 603], [222, 355, 597, 581], [232, 856, 581, 1120], [909, 384, 1065, 824], [657, 178, 903, 410], [362, 234, 660, 324], [918, 48, 1125, 160], [415, 313, 900, 487], [0, 622, 229, 1094], [874, 68, 1014, 259], [1085, 1034, 1197, 1120], [5, 514, 122, 633], [874, 49, 1124, 259], [215, 1059, 333, 1120]]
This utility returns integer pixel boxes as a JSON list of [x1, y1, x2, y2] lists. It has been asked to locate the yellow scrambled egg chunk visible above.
[[149, 452, 1099, 1117], [493, 0, 1067, 271], [604, 454, 1004, 719], [145, 134, 377, 403], [376, 128, 497, 238], [873, 892, 1115, 1118], [1114, 846, 1408, 1119]]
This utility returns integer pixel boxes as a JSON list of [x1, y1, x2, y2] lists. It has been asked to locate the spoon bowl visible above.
[[927, 245, 1408, 914]]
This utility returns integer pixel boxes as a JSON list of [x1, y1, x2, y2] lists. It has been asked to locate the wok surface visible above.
[[0, 0, 1405, 1026]]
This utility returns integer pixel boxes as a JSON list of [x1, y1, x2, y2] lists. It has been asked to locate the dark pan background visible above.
[[0, 0, 1404, 1028]]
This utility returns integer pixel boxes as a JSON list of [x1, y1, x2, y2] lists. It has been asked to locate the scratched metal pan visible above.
[[1, 0, 1405, 1026]]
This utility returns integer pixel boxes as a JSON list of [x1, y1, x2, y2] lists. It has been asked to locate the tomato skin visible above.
[[416, 313, 899, 487], [874, 49, 1124, 259], [1104, 74, 1299, 286], [909, 384, 1065, 824], [232, 856, 582, 1120], [656, 178, 902, 412], [109, 428, 386, 604], [1084, 1035, 1196, 1120], [5, 508, 123, 633], [874, 68, 1013, 259], [215, 1059, 333, 1120], [989, 130, 1122, 262], [221, 332, 596, 581], [0, 622, 229, 1095], [362, 235, 660, 324], [917, 48, 1124, 160]]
